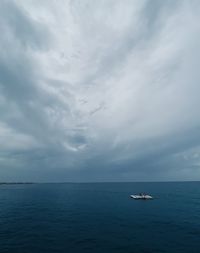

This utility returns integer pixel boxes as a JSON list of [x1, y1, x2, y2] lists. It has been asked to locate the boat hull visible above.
[[130, 195, 153, 200]]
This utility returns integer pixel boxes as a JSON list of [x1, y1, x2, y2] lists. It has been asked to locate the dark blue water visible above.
[[0, 182, 200, 253]]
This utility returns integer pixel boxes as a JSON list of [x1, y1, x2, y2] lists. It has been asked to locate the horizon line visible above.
[[1, 180, 200, 184]]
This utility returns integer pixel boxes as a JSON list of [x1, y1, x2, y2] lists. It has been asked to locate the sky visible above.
[[0, 0, 200, 182]]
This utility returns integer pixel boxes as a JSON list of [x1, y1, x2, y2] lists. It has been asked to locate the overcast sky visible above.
[[0, 0, 200, 182]]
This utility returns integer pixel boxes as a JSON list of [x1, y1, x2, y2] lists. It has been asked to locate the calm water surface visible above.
[[0, 182, 200, 253]]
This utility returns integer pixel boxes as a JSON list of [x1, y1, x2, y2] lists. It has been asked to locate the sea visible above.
[[0, 182, 200, 253]]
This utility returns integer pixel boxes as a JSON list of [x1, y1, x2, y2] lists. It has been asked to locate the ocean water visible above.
[[0, 182, 200, 253]]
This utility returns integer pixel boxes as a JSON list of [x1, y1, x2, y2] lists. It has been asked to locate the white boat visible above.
[[130, 194, 153, 200]]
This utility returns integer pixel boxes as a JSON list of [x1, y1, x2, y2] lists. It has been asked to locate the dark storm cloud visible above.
[[0, 0, 200, 181]]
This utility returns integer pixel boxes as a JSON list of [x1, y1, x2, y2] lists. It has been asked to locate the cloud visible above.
[[0, 0, 200, 181]]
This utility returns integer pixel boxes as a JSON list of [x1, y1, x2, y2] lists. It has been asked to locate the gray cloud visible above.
[[0, 0, 200, 182]]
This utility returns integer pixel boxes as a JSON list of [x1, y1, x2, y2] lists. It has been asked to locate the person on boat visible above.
[[139, 193, 145, 198]]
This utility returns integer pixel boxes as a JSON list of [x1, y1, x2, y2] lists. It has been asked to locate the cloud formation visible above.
[[0, 0, 200, 181]]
